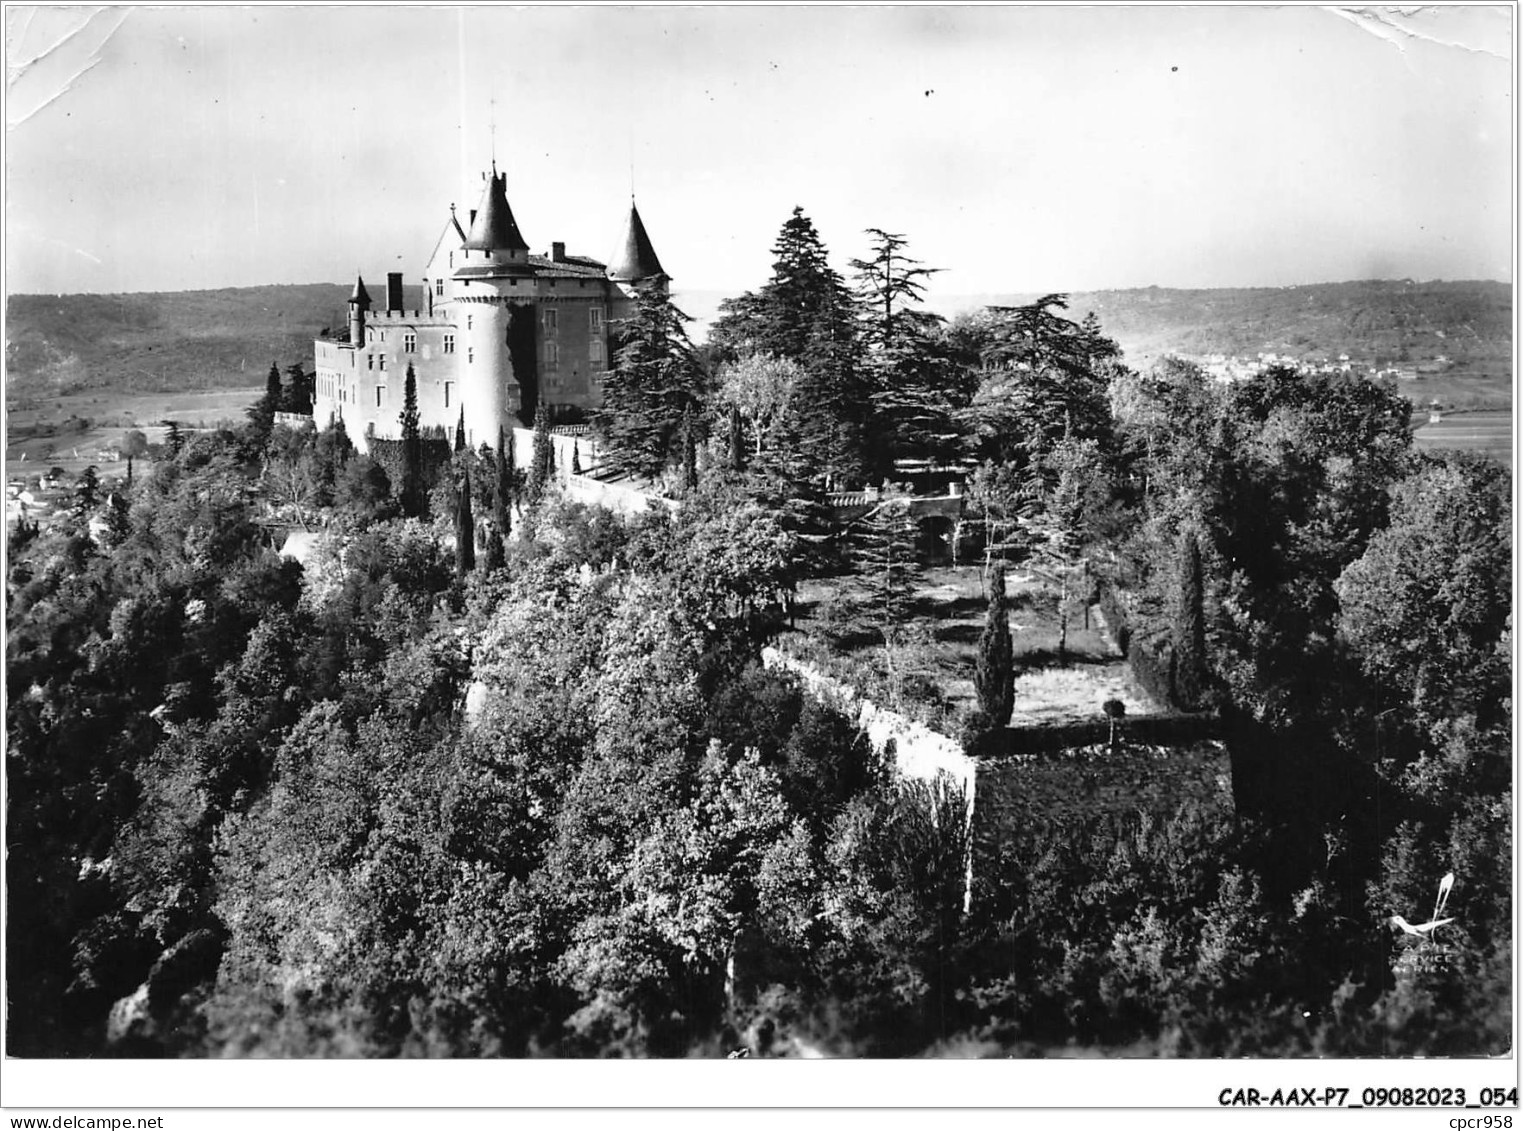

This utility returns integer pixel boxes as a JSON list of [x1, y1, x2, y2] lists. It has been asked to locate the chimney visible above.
[[552, 241, 566, 263], [386, 273, 404, 312]]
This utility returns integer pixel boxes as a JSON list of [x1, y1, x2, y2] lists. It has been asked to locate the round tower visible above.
[[348, 274, 372, 346], [455, 166, 532, 447]]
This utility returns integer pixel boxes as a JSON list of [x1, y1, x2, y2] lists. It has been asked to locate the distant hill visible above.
[[929, 279, 1512, 375], [6, 279, 1510, 403], [5, 284, 357, 402]]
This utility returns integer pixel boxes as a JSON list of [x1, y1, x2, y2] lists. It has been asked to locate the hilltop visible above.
[[931, 279, 1512, 375], [6, 278, 1510, 404], [5, 284, 356, 404]]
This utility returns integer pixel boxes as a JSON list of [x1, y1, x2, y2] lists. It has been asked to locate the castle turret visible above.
[[610, 199, 667, 289], [348, 274, 372, 346], [454, 166, 530, 447]]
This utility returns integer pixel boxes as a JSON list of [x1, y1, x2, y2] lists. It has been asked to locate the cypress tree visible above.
[[399, 363, 424, 518], [247, 363, 281, 447], [455, 406, 467, 454], [455, 464, 476, 576], [975, 565, 1015, 728], [571, 441, 582, 476], [526, 402, 553, 509], [681, 405, 698, 491], [494, 424, 512, 542], [164, 420, 184, 457], [1174, 527, 1207, 709]]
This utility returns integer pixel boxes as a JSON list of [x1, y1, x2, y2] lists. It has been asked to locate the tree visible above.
[[1174, 528, 1208, 709], [728, 405, 746, 472], [72, 465, 101, 522], [454, 464, 475, 577], [399, 364, 425, 519], [122, 430, 150, 459], [597, 282, 703, 480], [283, 364, 313, 415], [856, 485, 921, 633], [709, 208, 867, 487], [681, 406, 699, 492], [164, 421, 185, 459], [852, 230, 960, 468], [1024, 438, 1106, 665], [850, 228, 940, 339], [493, 424, 513, 548], [975, 565, 1015, 728], [960, 296, 1119, 473], [1336, 454, 1510, 745], [525, 403, 553, 511], [716, 353, 803, 461], [454, 407, 466, 455], [247, 364, 282, 447]]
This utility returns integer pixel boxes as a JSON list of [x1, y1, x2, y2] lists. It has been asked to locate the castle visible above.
[[312, 163, 668, 452]]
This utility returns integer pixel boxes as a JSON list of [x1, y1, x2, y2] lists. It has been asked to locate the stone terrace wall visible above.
[[763, 645, 1234, 908]]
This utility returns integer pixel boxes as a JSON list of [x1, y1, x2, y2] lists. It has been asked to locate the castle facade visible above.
[[312, 164, 667, 451]]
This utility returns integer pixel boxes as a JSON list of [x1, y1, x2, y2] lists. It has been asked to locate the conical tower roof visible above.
[[611, 200, 666, 282], [462, 168, 529, 253], [349, 274, 372, 306]]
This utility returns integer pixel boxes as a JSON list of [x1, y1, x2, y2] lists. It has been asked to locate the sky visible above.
[[3, 4, 1514, 304]]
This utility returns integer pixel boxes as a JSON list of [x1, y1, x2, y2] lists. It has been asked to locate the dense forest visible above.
[[6, 211, 1511, 1057]]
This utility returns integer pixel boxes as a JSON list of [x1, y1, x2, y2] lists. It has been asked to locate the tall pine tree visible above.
[[709, 208, 867, 487], [851, 229, 960, 470], [596, 281, 702, 480], [856, 484, 921, 630]]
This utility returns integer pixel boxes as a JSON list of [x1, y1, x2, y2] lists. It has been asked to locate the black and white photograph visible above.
[[3, 2, 1515, 1119]]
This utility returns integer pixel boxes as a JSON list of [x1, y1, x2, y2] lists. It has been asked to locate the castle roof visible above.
[[462, 169, 529, 253], [349, 275, 372, 306], [610, 200, 666, 283], [528, 253, 608, 280]]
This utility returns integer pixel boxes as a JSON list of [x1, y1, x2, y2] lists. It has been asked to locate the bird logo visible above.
[[1389, 871, 1455, 938]]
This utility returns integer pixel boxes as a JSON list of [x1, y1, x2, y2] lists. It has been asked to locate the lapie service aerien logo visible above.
[[1389, 870, 1455, 939]]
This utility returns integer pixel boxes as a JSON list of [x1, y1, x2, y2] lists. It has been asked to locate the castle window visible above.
[[589, 340, 604, 367], [543, 308, 558, 334], [379, 355, 387, 371], [367, 355, 374, 370], [444, 382, 453, 408], [468, 347, 475, 364], [590, 307, 603, 333], [443, 334, 455, 354], [467, 315, 473, 331], [376, 386, 386, 408], [544, 341, 559, 368], [435, 279, 444, 297], [404, 333, 416, 353]]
